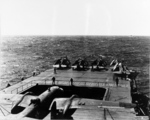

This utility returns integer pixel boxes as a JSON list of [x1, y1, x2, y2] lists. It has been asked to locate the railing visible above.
[[10, 78, 129, 94], [51, 80, 129, 88], [11, 80, 36, 94]]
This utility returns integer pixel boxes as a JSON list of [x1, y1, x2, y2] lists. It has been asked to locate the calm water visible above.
[[0, 36, 150, 95]]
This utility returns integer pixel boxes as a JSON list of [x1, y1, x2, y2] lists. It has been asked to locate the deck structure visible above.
[[0, 67, 148, 120]]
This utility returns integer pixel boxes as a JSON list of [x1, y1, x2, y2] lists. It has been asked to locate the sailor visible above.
[[54, 67, 57, 74], [33, 71, 36, 76], [21, 77, 25, 81], [52, 77, 55, 85], [33, 69, 39, 76], [6, 83, 11, 88], [115, 77, 119, 86], [70, 78, 73, 86]]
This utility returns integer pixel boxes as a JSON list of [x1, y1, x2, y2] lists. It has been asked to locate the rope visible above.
[[106, 108, 114, 120], [104, 108, 106, 120], [0, 104, 10, 115], [0, 107, 5, 116]]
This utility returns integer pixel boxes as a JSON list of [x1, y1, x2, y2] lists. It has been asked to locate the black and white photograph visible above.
[[0, 0, 150, 120]]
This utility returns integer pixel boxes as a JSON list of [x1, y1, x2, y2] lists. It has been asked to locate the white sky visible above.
[[1, 0, 150, 36]]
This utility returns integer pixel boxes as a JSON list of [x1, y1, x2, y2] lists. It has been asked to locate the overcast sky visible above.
[[1, 0, 150, 36]]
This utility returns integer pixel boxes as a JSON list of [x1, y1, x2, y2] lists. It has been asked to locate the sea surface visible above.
[[0, 36, 150, 96]]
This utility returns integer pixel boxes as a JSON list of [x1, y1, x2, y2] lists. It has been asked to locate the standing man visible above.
[[54, 67, 57, 74], [52, 77, 55, 85], [116, 77, 119, 87], [70, 78, 73, 86]]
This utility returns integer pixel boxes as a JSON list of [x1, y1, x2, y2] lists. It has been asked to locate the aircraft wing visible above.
[[71, 66, 77, 69], [53, 65, 59, 68], [53, 98, 81, 109], [18, 95, 37, 107], [53, 98, 136, 110], [53, 65, 67, 68], [52, 97, 137, 120], [0, 94, 37, 109], [53, 98, 111, 110]]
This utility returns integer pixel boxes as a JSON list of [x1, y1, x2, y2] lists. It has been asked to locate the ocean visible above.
[[0, 36, 149, 96]]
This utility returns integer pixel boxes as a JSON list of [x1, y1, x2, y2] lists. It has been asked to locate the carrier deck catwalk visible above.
[[0, 67, 149, 120]]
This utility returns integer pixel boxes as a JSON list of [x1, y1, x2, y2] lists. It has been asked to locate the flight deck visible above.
[[0, 67, 149, 120]]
